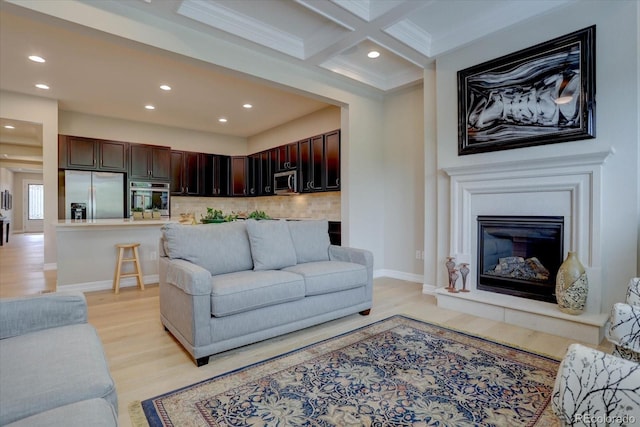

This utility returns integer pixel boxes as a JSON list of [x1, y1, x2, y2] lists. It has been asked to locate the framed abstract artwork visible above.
[[458, 26, 595, 155]]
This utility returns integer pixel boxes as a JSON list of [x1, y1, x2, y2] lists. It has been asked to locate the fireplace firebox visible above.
[[477, 216, 564, 303]]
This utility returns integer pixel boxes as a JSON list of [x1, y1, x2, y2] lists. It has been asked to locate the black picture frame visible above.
[[1, 191, 5, 210], [7, 193, 11, 210], [458, 26, 595, 155]]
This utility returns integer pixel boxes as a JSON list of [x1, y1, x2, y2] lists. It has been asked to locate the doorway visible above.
[[24, 179, 44, 233]]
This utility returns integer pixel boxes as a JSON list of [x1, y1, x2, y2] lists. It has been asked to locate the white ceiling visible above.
[[0, 0, 572, 173]]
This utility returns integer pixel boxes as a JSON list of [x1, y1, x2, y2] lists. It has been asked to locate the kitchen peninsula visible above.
[[55, 218, 171, 291]]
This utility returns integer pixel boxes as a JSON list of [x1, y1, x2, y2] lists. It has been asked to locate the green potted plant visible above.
[[247, 210, 271, 220], [201, 208, 226, 224], [131, 207, 144, 220]]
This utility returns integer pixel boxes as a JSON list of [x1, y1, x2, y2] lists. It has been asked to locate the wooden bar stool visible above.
[[113, 243, 144, 294]]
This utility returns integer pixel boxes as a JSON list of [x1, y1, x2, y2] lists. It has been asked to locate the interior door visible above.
[[24, 179, 44, 233]]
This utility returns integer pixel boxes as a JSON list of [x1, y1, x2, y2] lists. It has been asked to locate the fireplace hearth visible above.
[[477, 216, 564, 303]]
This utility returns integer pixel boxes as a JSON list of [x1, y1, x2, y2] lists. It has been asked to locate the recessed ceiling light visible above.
[[28, 55, 45, 63], [367, 50, 380, 59], [145, 105, 155, 110], [35, 83, 50, 90], [4, 125, 15, 129], [243, 103, 253, 109], [160, 84, 171, 91], [218, 118, 227, 123]]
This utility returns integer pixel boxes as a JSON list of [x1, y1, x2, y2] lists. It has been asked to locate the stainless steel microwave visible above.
[[273, 170, 297, 195]]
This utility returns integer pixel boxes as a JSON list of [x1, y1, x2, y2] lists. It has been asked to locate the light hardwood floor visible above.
[[0, 233, 612, 426]]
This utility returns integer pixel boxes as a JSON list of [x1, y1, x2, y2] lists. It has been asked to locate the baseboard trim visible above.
[[44, 263, 57, 271], [421, 283, 437, 295], [374, 269, 424, 284], [57, 274, 159, 293]]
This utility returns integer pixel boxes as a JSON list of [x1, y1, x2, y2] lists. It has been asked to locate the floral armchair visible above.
[[607, 277, 640, 362], [552, 278, 640, 426]]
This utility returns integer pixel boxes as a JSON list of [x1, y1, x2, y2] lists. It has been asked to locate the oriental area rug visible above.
[[129, 315, 561, 426]]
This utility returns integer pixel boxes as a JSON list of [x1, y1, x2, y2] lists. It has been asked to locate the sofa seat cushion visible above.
[[162, 222, 253, 276], [5, 398, 118, 427], [0, 324, 117, 425], [211, 270, 305, 317], [283, 261, 367, 296]]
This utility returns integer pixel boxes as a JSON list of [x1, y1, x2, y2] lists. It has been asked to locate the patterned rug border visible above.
[[129, 314, 561, 427]]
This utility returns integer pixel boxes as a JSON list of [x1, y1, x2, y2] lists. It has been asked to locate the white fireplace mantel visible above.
[[437, 148, 614, 344]]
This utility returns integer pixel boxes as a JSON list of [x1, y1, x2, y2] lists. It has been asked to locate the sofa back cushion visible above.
[[245, 219, 297, 271], [162, 222, 253, 275], [287, 220, 331, 263]]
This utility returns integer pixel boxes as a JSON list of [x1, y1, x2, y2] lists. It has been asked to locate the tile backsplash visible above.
[[171, 192, 341, 222]]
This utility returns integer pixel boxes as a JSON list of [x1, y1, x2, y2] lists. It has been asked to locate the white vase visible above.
[[555, 251, 588, 315]]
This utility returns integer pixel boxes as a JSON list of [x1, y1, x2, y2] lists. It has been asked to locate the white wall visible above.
[[0, 91, 58, 267], [59, 111, 246, 156], [248, 106, 340, 153], [431, 1, 639, 309], [381, 84, 425, 281]]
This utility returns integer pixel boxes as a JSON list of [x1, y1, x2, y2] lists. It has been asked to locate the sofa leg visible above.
[[196, 357, 209, 367], [359, 309, 371, 316]]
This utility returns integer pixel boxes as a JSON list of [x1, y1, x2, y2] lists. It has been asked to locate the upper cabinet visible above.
[[129, 144, 171, 181], [324, 130, 340, 191], [275, 142, 299, 171], [230, 156, 248, 197], [171, 150, 204, 196], [247, 150, 275, 197], [58, 128, 339, 197], [203, 154, 229, 197], [299, 130, 340, 193], [58, 135, 128, 172]]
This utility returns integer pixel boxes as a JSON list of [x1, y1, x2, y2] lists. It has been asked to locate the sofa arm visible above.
[[329, 245, 373, 270], [607, 302, 640, 355], [164, 259, 212, 296], [0, 292, 87, 339], [552, 343, 640, 426]]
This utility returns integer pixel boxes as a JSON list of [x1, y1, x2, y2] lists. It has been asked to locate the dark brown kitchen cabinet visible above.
[[63, 136, 96, 169], [260, 150, 274, 195], [247, 150, 275, 197], [129, 144, 171, 181], [204, 154, 229, 196], [299, 130, 340, 193], [230, 156, 248, 196], [171, 150, 203, 196], [276, 141, 299, 171], [99, 140, 128, 171], [58, 135, 127, 172], [247, 153, 260, 196], [324, 130, 340, 190], [299, 135, 324, 192]]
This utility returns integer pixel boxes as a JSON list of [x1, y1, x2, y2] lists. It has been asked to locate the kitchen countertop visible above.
[[55, 218, 175, 228], [55, 217, 340, 228]]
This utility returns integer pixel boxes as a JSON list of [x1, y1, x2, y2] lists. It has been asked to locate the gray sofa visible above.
[[159, 219, 373, 366], [0, 292, 118, 426]]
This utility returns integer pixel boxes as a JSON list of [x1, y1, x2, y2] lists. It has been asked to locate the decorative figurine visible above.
[[445, 256, 456, 289], [448, 268, 460, 293], [459, 263, 470, 292]]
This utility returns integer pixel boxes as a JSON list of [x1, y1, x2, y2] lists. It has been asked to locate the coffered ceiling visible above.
[[0, 0, 572, 173]]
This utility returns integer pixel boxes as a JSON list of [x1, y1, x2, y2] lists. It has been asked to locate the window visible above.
[[28, 184, 44, 220]]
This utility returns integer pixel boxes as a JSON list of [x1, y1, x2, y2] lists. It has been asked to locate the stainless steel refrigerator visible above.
[[64, 170, 125, 220]]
